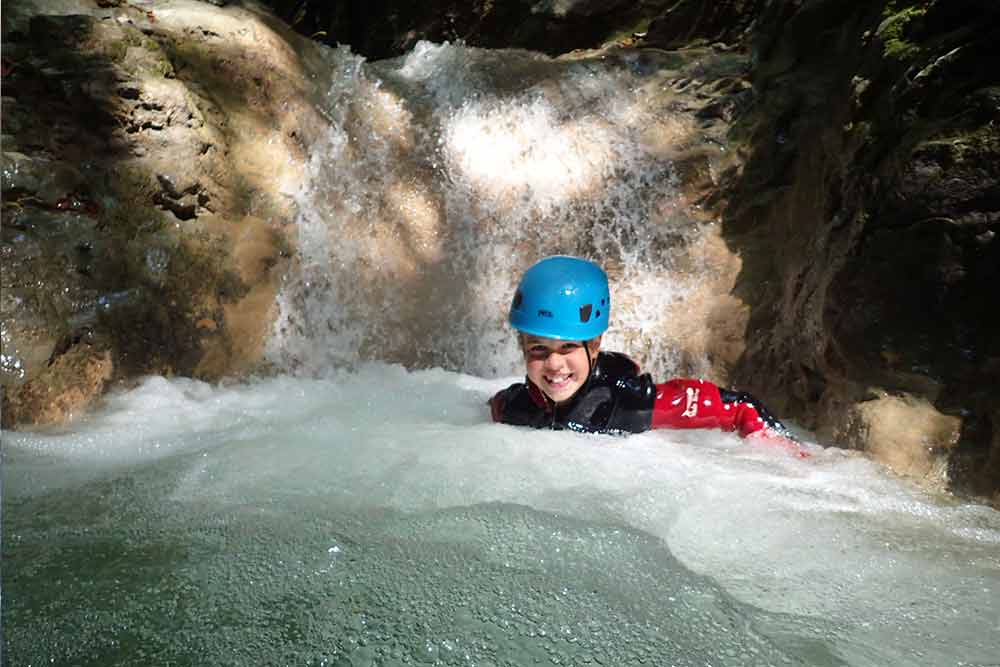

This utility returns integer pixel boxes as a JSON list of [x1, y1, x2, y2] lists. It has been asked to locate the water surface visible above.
[[5, 367, 998, 666]]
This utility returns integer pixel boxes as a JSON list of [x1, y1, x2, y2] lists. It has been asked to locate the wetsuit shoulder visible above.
[[594, 351, 641, 378], [575, 352, 654, 434], [490, 382, 549, 428], [489, 384, 516, 422]]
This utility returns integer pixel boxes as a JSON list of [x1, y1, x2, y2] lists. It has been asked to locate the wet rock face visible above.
[[722, 0, 1000, 502], [645, 0, 765, 50], [263, 0, 669, 58], [264, 0, 771, 59], [1, 0, 317, 427], [2, 343, 114, 427]]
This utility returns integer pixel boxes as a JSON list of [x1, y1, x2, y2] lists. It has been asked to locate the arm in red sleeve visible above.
[[651, 379, 791, 438], [651, 379, 740, 432], [651, 379, 809, 457]]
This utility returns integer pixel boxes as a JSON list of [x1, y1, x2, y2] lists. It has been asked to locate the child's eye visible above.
[[525, 342, 580, 359]]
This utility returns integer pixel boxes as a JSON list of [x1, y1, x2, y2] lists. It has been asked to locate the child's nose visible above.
[[544, 351, 563, 368]]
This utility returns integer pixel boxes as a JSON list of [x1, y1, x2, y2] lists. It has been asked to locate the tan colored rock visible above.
[[2, 344, 113, 428], [830, 391, 961, 490], [193, 216, 286, 379], [659, 226, 748, 382], [1, 0, 323, 427]]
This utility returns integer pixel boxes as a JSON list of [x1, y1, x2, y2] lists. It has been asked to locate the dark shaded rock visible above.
[[719, 0, 1000, 503], [262, 0, 677, 58], [645, 0, 766, 50]]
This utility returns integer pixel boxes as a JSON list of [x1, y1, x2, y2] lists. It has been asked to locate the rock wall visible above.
[[265, 0, 668, 58], [1, 0, 326, 427], [264, 0, 768, 60], [718, 0, 1000, 502]]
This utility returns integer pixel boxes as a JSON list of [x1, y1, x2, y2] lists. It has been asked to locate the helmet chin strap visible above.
[[584, 340, 595, 381]]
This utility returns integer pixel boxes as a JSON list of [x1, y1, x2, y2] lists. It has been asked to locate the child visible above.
[[490, 256, 808, 456]]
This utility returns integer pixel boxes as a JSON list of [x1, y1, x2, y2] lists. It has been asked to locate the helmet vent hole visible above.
[[512, 291, 523, 309], [579, 304, 593, 322], [595, 310, 601, 319]]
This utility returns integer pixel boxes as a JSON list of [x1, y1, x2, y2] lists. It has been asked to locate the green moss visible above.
[[876, 3, 931, 62], [100, 169, 166, 239], [881, 0, 929, 18], [148, 58, 176, 78], [920, 123, 1000, 165], [100, 40, 129, 62], [140, 37, 176, 78]]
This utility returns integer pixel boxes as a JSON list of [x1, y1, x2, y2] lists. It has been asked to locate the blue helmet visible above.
[[509, 256, 610, 340]]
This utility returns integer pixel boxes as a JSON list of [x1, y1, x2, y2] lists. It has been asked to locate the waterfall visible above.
[[268, 42, 713, 379]]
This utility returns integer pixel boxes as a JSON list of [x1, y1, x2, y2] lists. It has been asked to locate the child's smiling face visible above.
[[521, 334, 600, 404]]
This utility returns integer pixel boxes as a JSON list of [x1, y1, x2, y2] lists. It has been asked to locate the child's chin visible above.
[[545, 383, 580, 403]]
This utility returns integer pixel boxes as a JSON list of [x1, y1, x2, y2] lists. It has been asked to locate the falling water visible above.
[[268, 42, 716, 379]]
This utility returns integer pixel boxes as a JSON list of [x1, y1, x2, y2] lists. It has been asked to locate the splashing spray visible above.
[[270, 42, 711, 379]]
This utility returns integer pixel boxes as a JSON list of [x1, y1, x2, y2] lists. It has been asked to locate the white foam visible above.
[[5, 370, 999, 665]]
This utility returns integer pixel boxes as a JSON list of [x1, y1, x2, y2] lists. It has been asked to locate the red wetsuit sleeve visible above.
[[651, 378, 770, 437]]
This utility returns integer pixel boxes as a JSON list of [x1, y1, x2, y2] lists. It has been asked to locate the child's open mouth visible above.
[[544, 373, 573, 389]]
